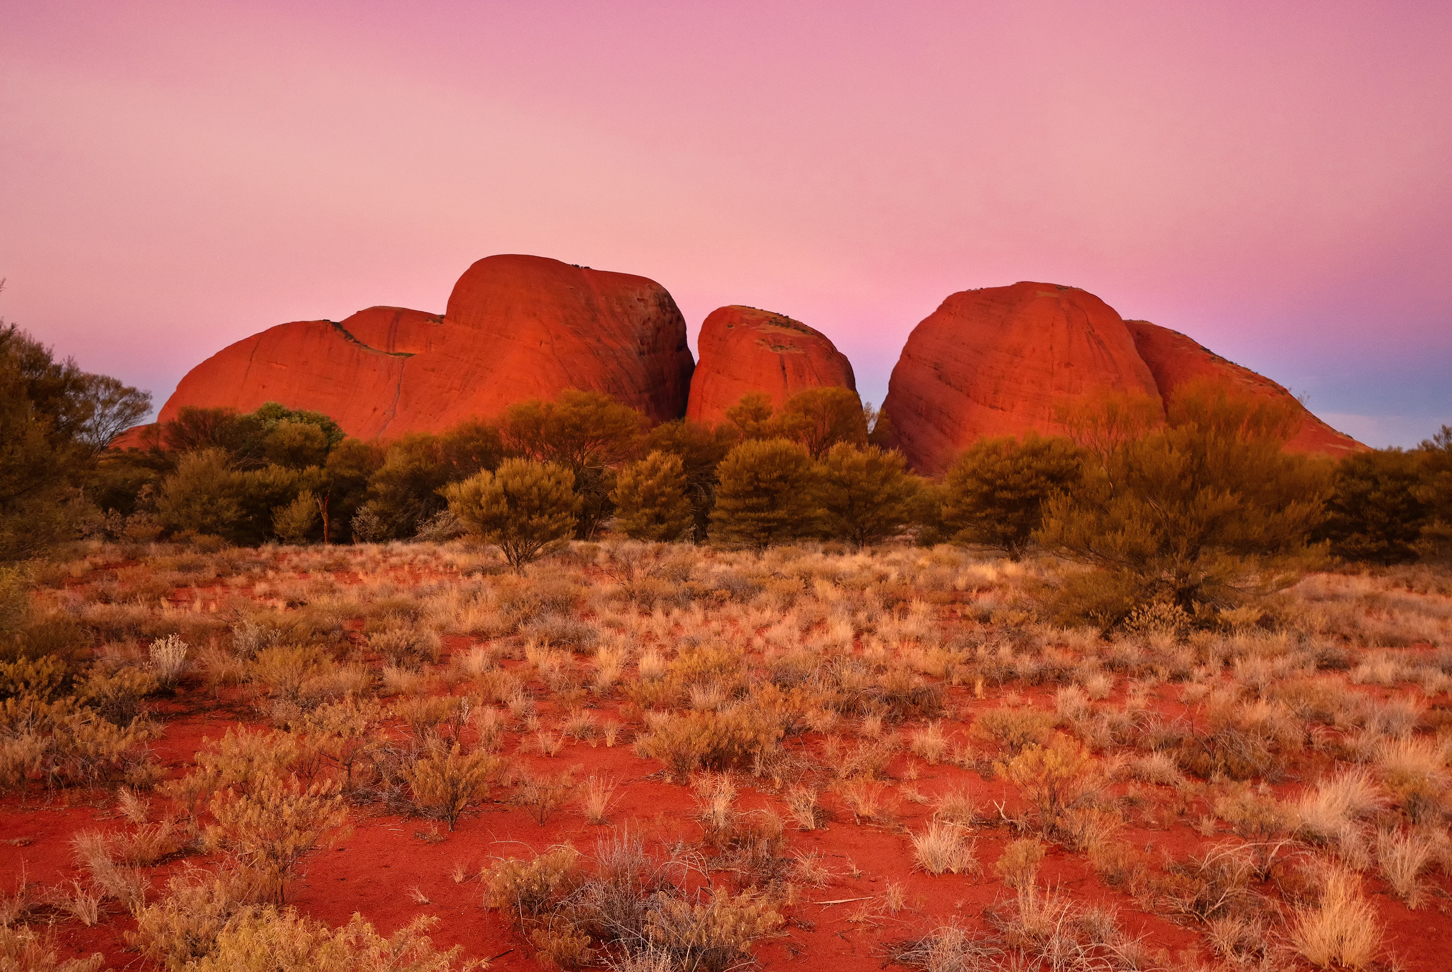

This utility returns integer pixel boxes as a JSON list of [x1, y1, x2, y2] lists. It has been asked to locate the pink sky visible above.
[[2, 0, 1449, 445]]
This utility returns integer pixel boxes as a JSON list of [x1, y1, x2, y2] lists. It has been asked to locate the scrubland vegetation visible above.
[[4, 323, 1452, 970]]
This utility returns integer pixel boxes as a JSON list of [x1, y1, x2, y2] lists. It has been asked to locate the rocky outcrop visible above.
[[1125, 320, 1364, 457], [881, 282, 1163, 474], [153, 255, 695, 438], [685, 306, 856, 425]]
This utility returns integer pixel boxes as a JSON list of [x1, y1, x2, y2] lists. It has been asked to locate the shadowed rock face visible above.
[[685, 305, 856, 425], [881, 282, 1163, 475], [1125, 320, 1365, 458], [154, 255, 695, 438]]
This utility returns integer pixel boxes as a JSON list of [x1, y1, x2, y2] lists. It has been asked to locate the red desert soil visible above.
[[685, 306, 858, 426], [151, 254, 695, 438], [6, 547, 1450, 971]]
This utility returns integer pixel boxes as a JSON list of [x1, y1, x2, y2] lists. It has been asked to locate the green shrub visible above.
[[1037, 381, 1330, 626], [709, 438, 819, 548], [205, 773, 349, 904], [813, 443, 920, 548], [499, 390, 646, 540], [643, 420, 737, 541], [776, 386, 869, 458], [942, 434, 1082, 559], [403, 742, 504, 830], [445, 459, 579, 571], [611, 451, 694, 541]]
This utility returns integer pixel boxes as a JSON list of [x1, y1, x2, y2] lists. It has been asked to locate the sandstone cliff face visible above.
[[685, 306, 856, 425], [881, 282, 1163, 474], [154, 255, 695, 438], [1125, 320, 1364, 457]]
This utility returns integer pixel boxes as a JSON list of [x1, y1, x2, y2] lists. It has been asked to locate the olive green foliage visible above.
[[644, 419, 737, 541], [1037, 382, 1330, 626], [777, 386, 869, 458], [710, 438, 819, 548], [611, 451, 694, 542], [499, 390, 645, 539], [813, 443, 920, 548], [445, 458, 579, 570], [725, 388, 868, 458], [321, 438, 384, 543], [942, 434, 1083, 559], [154, 449, 312, 546], [1418, 426, 1452, 561], [163, 402, 344, 468], [1317, 448, 1430, 564], [359, 422, 503, 541], [0, 323, 151, 560]]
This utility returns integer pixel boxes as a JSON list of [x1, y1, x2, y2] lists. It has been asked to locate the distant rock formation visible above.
[[154, 255, 695, 438], [1125, 320, 1364, 457], [685, 306, 857, 425], [881, 282, 1163, 474]]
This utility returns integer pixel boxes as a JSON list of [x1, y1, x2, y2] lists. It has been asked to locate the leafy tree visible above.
[[813, 443, 920, 548], [724, 393, 776, 441], [264, 421, 330, 470], [154, 449, 246, 540], [778, 386, 868, 458], [1316, 449, 1430, 564], [710, 439, 819, 548], [611, 451, 694, 541], [322, 438, 384, 543], [444, 459, 579, 571], [362, 434, 454, 540], [499, 390, 644, 539], [162, 403, 342, 468], [273, 491, 321, 545], [1415, 426, 1452, 561], [643, 419, 737, 541], [0, 323, 151, 560], [1036, 382, 1330, 627], [941, 434, 1084, 559]]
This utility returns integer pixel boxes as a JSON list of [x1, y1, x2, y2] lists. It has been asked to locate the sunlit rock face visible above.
[[156, 254, 695, 438], [881, 282, 1163, 474], [685, 305, 857, 426], [1124, 319, 1365, 458]]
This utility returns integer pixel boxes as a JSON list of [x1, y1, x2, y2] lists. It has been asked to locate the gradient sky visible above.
[[2, 0, 1449, 446]]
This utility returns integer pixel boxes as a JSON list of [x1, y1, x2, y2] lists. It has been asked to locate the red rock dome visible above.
[[154, 255, 694, 438], [881, 282, 1163, 474], [685, 306, 856, 425], [1125, 320, 1364, 457]]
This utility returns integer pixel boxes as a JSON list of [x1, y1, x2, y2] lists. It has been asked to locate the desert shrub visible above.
[[0, 920, 103, 972], [196, 910, 476, 972], [634, 709, 783, 779], [813, 443, 920, 548], [499, 390, 646, 539], [1, 323, 149, 561], [1038, 381, 1331, 626], [361, 434, 454, 540], [445, 459, 578, 571], [484, 840, 781, 972], [942, 434, 1083, 559], [0, 692, 159, 791], [155, 449, 247, 540], [612, 451, 694, 542], [402, 742, 504, 830], [995, 733, 1098, 837], [776, 386, 868, 458], [911, 821, 978, 875], [972, 707, 1056, 755], [149, 634, 190, 690], [205, 772, 349, 903], [643, 420, 738, 541], [272, 490, 321, 545], [1317, 447, 1433, 564], [1289, 865, 1383, 970], [710, 438, 820, 548]]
